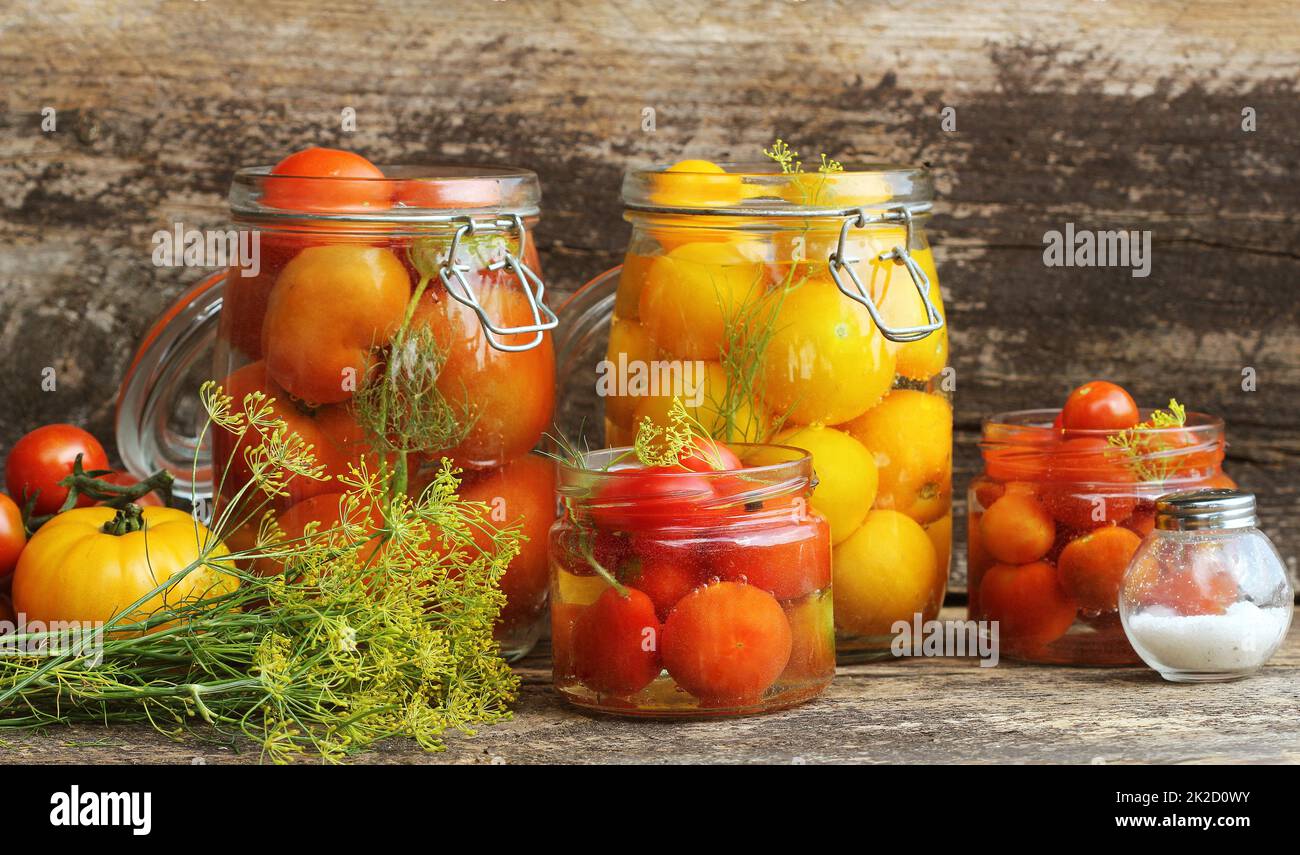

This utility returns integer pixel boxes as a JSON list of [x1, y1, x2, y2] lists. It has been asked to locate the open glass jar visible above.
[[117, 164, 559, 661], [550, 444, 833, 716], [577, 162, 951, 661], [968, 409, 1231, 665]]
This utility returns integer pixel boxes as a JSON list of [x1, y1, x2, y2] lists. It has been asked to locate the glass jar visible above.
[[550, 444, 834, 716], [968, 408, 1231, 665], [1120, 489, 1293, 682], [116, 164, 559, 661], [575, 162, 950, 662]]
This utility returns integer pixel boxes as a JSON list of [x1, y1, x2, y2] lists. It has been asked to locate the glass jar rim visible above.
[[981, 407, 1225, 440], [621, 160, 933, 217], [229, 163, 541, 223]]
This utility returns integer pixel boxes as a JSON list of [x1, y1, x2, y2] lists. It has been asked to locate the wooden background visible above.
[[1, 0, 1297, 592]]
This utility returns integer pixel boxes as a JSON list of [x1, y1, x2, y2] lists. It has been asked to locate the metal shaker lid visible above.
[[1155, 488, 1258, 532]]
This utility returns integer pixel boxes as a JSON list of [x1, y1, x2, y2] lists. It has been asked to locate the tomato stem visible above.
[[102, 503, 145, 536]]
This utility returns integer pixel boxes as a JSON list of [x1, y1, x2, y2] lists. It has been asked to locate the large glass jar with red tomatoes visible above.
[[593, 160, 951, 661], [550, 443, 834, 716], [211, 150, 559, 660], [969, 406, 1230, 665]]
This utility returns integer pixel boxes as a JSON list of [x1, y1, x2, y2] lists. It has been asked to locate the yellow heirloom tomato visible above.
[[833, 509, 939, 638], [631, 360, 767, 443], [757, 276, 895, 426], [845, 389, 953, 525], [638, 242, 766, 361], [756, 425, 877, 545], [12, 504, 236, 629]]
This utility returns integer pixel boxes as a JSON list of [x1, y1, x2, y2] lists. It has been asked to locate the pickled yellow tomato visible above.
[[639, 242, 766, 361], [926, 513, 952, 575], [833, 509, 940, 637], [632, 360, 767, 443], [757, 425, 877, 545], [615, 252, 655, 320], [603, 317, 661, 427], [757, 276, 895, 426], [650, 159, 745, 209], [845, 390, 952, 525]]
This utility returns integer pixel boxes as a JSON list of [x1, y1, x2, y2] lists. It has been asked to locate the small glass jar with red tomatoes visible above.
[[968, 385, 1230, 665], [549, 443, 834, 716], [117, 149, 559, 661]]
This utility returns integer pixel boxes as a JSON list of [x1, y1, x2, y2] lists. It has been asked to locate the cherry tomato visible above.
[[457, 454, 557, 628], [624, 542, 705, 621], [978, 561, 1077, 649], [261, 147, 392, 212], [1041, 437, 1137, 529], [1056, 525, 1142, 613], [0, 493, 26, 579], [571, 586, 663, 696], [262, 245, 411, 405], [5, 424, 110, 516], [710, 519, 831, 601], [661, 581, 793, 706], [414, 275, 555, 468], [675, 436, 742, 473], [979, 492, 1056, 565], [590, 467, 717, 532], [1059, 381, 1139, 432], [97, 471, 166, 508]]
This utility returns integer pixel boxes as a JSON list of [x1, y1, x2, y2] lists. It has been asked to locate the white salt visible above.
[[1126, 601, 1291, 674]]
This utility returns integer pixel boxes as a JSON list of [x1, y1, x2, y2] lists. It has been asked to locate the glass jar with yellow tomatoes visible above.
[[116, 148, 560, 661], [590, 158, 951, 661], [969, 405, 1230, 665]]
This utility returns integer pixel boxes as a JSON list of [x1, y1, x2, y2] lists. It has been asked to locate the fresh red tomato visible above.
[[97, 471, 166, 508], [0, 493, 26, 579], [1059, 381, 1139, 432], [571, 587, 663, 696], [261, 147, 392, 212], [661, 581, 793, 706], [675, 436, 742, 473], [591, 467, 717, 532], [710, 519, 831, 601], [5, 424, 110, 516]]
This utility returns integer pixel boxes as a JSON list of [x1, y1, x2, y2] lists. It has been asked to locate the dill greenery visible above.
[[1107, 398, 1190, 483], [0, 381, 522, 763]]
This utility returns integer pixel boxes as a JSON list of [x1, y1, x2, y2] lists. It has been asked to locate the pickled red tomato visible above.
[[414, 277, 555, 469], [661, 582, 793, 706], [589, 467, 717, 532], [709, 517, 832, 601], [758, 276, 895, 426], [252, 492, 385, 578], [845, 389, 952, 525], [631, 361, 767, 444], [457, 454, 557, 625], [262, 245, 411, 405], [978, 561, 1077, 648], [638, 242, 766, 361], [1059, 381, 1139, 432], [623, 542, 705, 621], [1042, 437, 1137, 529], [571, 587, 663, 697], [754, 426, 877, 545], [262, 147, 392, 213], [832, 509, 939, 637], [1056, 525, 1142, 613]]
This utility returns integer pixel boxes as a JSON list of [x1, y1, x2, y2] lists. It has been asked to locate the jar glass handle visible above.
[[439, 213, 559, 353], [827, 205, 944, 343]]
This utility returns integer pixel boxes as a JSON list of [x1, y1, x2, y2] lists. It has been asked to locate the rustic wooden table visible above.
[[1, 606, 1295, 765]]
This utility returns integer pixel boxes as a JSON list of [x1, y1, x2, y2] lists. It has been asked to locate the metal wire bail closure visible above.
[[827, 205, 944, 343], [438, 213, 559, 352]]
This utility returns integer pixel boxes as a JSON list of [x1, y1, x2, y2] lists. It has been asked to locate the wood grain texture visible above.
[[0, 0, 1297, 595], [1, 607, 1295, 764]]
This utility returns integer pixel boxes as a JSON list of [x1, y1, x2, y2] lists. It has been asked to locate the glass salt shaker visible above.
[[1119, 489, 1293, 682]]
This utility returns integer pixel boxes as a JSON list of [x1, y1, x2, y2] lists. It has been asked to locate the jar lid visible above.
[[1155, 488, 1258, 531], [621, 161, 933, 217]]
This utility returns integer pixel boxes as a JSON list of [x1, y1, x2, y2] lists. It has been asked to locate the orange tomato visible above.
[[978, 561, 1077, 648], [661, 581, 792, 706], [261, 147, 391, 212], [253, 491, 385, 578], [262, 245, 411, 404], [572, 587, 663, 697], [979, 492, 1056, 565], [1055, 525, 1142, 612], [457, 454, 557, 627], [415, 277, 555, 469]]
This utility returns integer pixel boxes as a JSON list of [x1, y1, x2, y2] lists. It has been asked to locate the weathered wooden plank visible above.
[[0, 0, 1296, 592], [1, 606, 1295, 764]]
